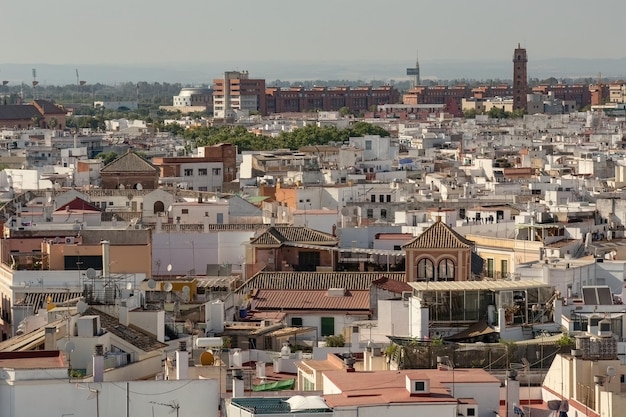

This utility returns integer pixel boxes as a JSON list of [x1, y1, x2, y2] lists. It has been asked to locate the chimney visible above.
[[232, 368, 245, 397], [176, 341, 189, 380], [93, 344, 104, 383], [44, 326, 56, 350], [101, 241, 110, 279], [506, 369, 520, 417], [331, 224, 337, 236]]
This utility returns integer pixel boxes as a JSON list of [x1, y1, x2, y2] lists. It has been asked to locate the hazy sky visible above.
[[3, 0, 625, 66]]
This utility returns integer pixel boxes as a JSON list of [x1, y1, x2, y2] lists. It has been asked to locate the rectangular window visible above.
[[393, 245, 401, 251], [212, 168, 222, 175], [370, 194, 376, 203], [380, 209, 387, 219], [198, 168, 208, 176], [366, 209, 373, 219], [501, 259, 508, 278], [365, 140, 372, 150], [386, 195, 391, 202], [291, 317, 303, 327], [414, 381, 425, 391], [184, 169, 193, 176], [182, 209, 189, 214], [379, 195, 384, 203], [216, 213, 224, 224], [467, 408, 476, 416], [487, 258, 494, 278], [321, 317, 335, 336]]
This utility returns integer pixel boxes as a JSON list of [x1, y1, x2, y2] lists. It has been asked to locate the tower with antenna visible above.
[[406, 52, 421, 88], [31, 68, 39, 100]]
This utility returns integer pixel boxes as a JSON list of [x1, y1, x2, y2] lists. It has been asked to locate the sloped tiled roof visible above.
[[0, 105, 41, 120], [33, 99, 66, 115], [86, 307, 167, 352], [372, 277, 412, 294], [237, 271, 406, 293], [100, 150, 158, 173], [253, 289, 370, 311], [55, 197, 101, 213], [403, 220, 473, 249], [249, 226, 338, 246]]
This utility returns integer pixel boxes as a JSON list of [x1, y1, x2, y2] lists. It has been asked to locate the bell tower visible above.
[[512, 43, 528, 112]]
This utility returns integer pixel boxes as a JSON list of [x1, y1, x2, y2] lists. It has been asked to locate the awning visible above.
[[444, 321, 496, 341], [252, 379, 295, 392]]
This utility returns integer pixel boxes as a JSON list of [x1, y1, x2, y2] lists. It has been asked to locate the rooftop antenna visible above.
[[150, 401, 179, 417]]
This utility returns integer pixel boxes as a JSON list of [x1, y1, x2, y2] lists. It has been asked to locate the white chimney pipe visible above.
[[101, 241, 110, 278], [176, 341, 189, 380], [232, 368, 244, 397], [93, 344, 104, 383]]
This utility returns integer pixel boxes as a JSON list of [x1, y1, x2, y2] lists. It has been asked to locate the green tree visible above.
[[97, 151, 119, 166], [338, 106, 352, 117], [325, 334, 345, 347], [463, 108, 477, 119]]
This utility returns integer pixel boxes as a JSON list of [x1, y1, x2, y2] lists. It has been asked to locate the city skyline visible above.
[[2, 0, 626, 84]]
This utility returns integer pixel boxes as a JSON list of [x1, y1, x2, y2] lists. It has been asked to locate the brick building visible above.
[[265, 85, 399, 114]]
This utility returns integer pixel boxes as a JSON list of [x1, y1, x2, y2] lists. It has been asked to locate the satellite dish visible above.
[[341, 207, 349, 216], [76, 301, 88, 314], [64, 341, 75, 353], [147, 279, 156, 289], [164, 282, 173, 292], [136, 183, 143, 191], [126, 282, 133, 290], [166, 264, 172, 272], [85, 268, 96, 279], [607, 366, 617, 377], [182, 285, 191, 302], [199, 350, 215, 366]]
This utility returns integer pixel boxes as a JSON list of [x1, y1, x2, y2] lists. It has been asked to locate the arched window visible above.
[[153, 200, 165, 214], [438, 259, 455, 281], [417, 258, 434, 281]]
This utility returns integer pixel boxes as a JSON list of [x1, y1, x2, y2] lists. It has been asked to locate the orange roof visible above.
[[253, 289, 370, 311], [323, 368, 499, 407], [0, 350, 66, 369]]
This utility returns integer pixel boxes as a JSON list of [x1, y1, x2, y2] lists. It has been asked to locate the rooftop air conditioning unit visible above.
[[65, 237, 75, 244]]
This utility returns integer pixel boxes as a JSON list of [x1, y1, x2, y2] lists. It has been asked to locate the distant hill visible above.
[[1, 58, 625, 85]]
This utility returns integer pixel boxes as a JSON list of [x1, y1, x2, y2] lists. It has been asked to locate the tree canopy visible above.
[[166, 122, 390, 152]]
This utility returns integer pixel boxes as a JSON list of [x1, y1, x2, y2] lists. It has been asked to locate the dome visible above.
[[178, 87, 211, 97]]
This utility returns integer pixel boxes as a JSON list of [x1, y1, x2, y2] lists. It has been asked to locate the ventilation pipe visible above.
[[101, 241, 110, 279], [176, 340, 189, 380], [93, 344, 104, 383]]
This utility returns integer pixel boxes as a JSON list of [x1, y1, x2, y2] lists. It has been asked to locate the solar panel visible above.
[[597, 287, 613, 305], [582, 287, 598, 305]]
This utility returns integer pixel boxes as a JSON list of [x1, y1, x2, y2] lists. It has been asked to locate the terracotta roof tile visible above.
[[100, 150, 158, 173], [0, 105, 42, 120], [55, 197, 101, 213], [372, 277, 412, 294], [238, 271, 406, 293], [249, 226, 338, 246], [253, 289, 370, 311], [403, 220, 473, 249]]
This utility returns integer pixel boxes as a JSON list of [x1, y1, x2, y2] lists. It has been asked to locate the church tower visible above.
[[512, 44, 528, 112]]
